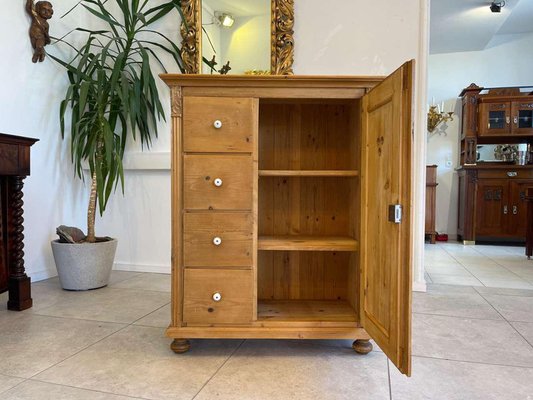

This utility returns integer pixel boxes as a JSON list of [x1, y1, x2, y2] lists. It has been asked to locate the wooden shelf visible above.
[[258, 300, 357, 322], [258, 235, 358, 251], [259, 170, 359, 177]]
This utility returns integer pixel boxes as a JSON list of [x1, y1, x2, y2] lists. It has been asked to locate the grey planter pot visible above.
[[51, 239, 118, 290]]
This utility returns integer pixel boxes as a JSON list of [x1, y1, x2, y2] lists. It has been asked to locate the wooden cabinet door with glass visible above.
[[162, 61, 414, 375], [479, 98, 533, 137], [479, 101, 511, 136], [512, 100, 533, 136]]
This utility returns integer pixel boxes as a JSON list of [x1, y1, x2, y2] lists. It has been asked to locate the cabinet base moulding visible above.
[[166, 326, 370, 340]]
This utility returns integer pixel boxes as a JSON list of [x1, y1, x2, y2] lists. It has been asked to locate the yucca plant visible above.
[[49, 0, 185, 243]]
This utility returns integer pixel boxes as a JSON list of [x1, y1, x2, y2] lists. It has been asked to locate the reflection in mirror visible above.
[[201, 0, 270, 74]]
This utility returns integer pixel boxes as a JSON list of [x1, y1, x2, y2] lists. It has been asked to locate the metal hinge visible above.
[[388, 204, 403, 224]]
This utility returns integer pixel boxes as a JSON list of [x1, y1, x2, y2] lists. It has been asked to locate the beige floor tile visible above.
[[474, 286, 533, 297], [426, 284, 478, 294], [33, 270, 143, 288], [286, 339, 383, 353], [35, 325, 242, 400], [427, 274, 483, 286], [194, 340, 390, 400], [0, 373, 24, 395], [33, 287, 169, 323], [0, 380, 134, 399], [510, 321, 533, 346], [506, 268, 533, 283], [390, 356, 533, 400], [412, 313, 533, 367], [498, 260, 533, 269], [463, 267, 520, 279], [133, 303, 170, 328], [483, 294, 533, 322], [479, 278, 533, 290], [0, 314, 124, 378], [413, 289, 502, 320], [458, 260, 503, 270], [424, 264, 473, 276], [109, 273, 170, 292]]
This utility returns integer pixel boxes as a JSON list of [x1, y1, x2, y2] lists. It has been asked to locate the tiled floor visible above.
[[425, 241, 533, 290], [0, 242, 532, 399]]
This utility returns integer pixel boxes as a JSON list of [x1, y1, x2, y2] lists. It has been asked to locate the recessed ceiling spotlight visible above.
[[490, 1, 505, 13]]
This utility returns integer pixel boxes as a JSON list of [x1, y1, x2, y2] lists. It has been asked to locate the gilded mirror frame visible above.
[[180, 0, 294, 75]]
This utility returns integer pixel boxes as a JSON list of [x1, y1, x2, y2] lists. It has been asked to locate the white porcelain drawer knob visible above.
[[213, 236, 222, 246], [213, 120, 223, 129], [212, 292, 222, 302], [214, 178, 223, 187]]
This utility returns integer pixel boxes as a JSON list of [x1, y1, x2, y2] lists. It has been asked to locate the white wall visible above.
[[428, 32, 533, 238], [1, 0, 427, 291], [0, 1, 178, 280]]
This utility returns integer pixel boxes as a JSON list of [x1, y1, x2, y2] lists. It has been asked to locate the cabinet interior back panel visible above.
[[257, 251, 351, 300], [259, 177, 355, 236], [258, 102, 358, 170]]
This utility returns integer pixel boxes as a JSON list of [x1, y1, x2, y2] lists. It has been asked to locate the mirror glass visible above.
[[201, 0, 271, 74]]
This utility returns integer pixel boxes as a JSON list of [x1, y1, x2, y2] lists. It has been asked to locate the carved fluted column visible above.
[[7, 176, 32, 310]]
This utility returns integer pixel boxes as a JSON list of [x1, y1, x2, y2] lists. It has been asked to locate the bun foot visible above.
[[352, 339, 373, 355], [170, 339, 191, 354]]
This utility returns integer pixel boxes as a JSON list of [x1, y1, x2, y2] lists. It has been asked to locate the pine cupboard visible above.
[[161, 60, 414, 375]]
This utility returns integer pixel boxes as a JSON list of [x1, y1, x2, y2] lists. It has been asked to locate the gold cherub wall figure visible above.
[[26, 0, 53, 63]]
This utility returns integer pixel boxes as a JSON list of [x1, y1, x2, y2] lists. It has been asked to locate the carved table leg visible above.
[[352, 339, 373, 355], [170, 339, 191, 354], [7, 176, 32, 311]]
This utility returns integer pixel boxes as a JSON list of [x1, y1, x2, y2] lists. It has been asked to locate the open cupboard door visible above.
[[360, 60, 414, 375]]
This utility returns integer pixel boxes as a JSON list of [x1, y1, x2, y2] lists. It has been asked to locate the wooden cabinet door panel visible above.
[[360, 61, 413, 375], [478, 102, 511, 136], [475, 179, 508, 237], [508, 181, 533, 238], [511, 100, 533, 136]]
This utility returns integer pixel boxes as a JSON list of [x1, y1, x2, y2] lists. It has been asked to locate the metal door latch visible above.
[[389, 205, 402, 224]]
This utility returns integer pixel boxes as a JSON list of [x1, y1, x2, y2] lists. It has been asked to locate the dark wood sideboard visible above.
[[425, 165, 438, 244], [0, 133, 38, 310], [457, 84, 533, 243]]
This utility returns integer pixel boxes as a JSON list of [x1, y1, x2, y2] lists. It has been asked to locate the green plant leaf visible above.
[[81, 3, 121, 27], [49, 0, 186, 225]]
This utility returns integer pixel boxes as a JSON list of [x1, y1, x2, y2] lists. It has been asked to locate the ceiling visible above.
[[430, 0, 533, 54]]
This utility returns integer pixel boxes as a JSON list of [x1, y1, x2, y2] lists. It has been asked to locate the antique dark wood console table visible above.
[[0, 133, 38, 310]]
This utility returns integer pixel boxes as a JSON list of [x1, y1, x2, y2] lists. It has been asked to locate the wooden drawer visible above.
[[477, 169, 533, 180], [183, 97, 256, 153], [183, 155, 253, 210], [183, 269, 253, 325], [184, 212, 253, 267]]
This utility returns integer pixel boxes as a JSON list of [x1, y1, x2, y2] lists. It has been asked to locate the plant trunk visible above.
[[87, 170, 97, 243]]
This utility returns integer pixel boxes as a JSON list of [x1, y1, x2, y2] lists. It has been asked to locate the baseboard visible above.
[[113, 262, 171, 274], [412, 280, 427, 292], [29, 269, 57, 282]]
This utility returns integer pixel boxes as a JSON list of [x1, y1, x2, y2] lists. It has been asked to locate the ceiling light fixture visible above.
[[217, 13, 235, 28], [490, 1, 505, 13]]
